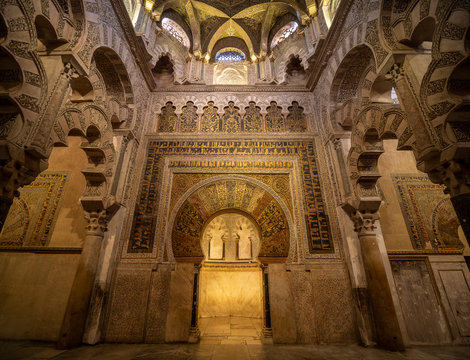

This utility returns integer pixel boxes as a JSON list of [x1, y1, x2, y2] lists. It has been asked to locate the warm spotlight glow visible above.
[[205, 53, 210, 63], [144, 0, 154, 13], [251, 54, 257, 63]]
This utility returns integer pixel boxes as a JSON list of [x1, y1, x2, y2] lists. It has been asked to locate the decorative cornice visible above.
[[110, 1, 156, 91], [306, 0, 355, 91], [0, 247, 82, 254], [388, 249, 464, 257], [154, 84, 310, 93]]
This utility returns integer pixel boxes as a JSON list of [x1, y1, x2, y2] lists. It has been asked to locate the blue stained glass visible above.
[[216, 51, 246, 62]]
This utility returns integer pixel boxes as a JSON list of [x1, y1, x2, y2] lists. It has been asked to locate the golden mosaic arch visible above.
[[171, 178, 290, 262]]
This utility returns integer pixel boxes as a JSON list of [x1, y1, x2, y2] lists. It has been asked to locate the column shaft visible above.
[[357, 229, 405, 350], [57, 211, 106, 348], [188, 265, 200, 343]]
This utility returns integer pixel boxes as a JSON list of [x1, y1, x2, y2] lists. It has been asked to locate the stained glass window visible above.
[[215, 50, 246, 62], [161, 18, 190, 48], [271, 21, 299, 49]]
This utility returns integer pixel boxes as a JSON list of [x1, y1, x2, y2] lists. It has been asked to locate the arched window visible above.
[[391, 87, 400, 104], [215, 49, 246, 62], [161, 18, 190, 48], [271, 21, 298, 49]]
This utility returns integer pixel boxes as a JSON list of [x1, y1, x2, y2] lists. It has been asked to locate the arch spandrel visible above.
[[171, 178, 290, 261]]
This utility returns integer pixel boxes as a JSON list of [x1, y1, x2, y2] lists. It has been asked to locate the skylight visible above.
[[161, 18, 190, 48], [271, 21, 298, 48], [215, 50, 246, 62]]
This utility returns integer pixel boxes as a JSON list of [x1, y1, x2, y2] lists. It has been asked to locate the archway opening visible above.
[[35, 15, 68, 52], [152, 55, 174, 87], [0, 47, 23, 93], [285, 55, 306, 85], [198, 212, 263, 344]]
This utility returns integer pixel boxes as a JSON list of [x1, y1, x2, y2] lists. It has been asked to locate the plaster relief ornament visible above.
[[158, 102, 178, 132], [201, 101, 220, 132], [265, 101, 285, 132], [179, 101, 198, 132], [222, 101, 241, 133], [287, 101, 307, 132], [243, 101, 262, 132]]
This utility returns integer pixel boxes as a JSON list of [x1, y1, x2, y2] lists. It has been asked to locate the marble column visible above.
[[188, 264, 201, 343], [261, 264, 273, 344], [352, 210, 405, 351], [57, 210, 107, 348]]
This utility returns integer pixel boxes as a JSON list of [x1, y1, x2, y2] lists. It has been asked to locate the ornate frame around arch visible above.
[[166, 175, 296, 264]]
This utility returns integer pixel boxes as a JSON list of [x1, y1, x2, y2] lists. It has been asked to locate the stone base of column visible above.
[[188, 326, 200, 343], [451, 193, 470, 246], [261, 327, 273, 344], [353, 287, 375, 347]]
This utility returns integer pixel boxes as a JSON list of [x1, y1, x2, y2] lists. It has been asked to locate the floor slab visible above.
[[1, 341, 469, 360]]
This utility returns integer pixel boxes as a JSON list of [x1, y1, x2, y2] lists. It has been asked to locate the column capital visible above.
[[84, 210, 108, 237], [62, 62, 78, 81], [351, 210, 380, 236], [387, 63, 405, 84], [332, 137, 342, 150]]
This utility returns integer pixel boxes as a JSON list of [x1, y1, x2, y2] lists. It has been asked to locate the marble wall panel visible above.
[[144, 265, 172, 343], [0, 253, 80, 341], [277, 263, 358, 344], [429, 256, 470, 343], [310, 263, 358, 343], [289, 270, 317, 343], [440, 270, 470, 337], [165, 263, 194, 342], [198, 266, 263, 318], [105, 267, 152, 342], [268, 264, 297, 343], [390, 259, 452, 344]]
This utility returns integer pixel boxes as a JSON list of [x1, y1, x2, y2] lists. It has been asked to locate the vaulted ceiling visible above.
[[151, 0, 314, 58]]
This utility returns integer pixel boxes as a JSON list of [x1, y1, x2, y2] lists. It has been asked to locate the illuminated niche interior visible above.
[[201, 212, 260, 262], [198, 212, 263, 341]]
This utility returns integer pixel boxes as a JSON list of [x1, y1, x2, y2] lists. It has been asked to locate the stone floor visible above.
[[1, 341, 469, 360], [199, 316, 263, 344]]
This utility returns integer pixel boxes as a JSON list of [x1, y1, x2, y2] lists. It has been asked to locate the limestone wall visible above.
[[0, 252, 80, 340], [378, 139, 469, 255], [0, 136, 89, 341]]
